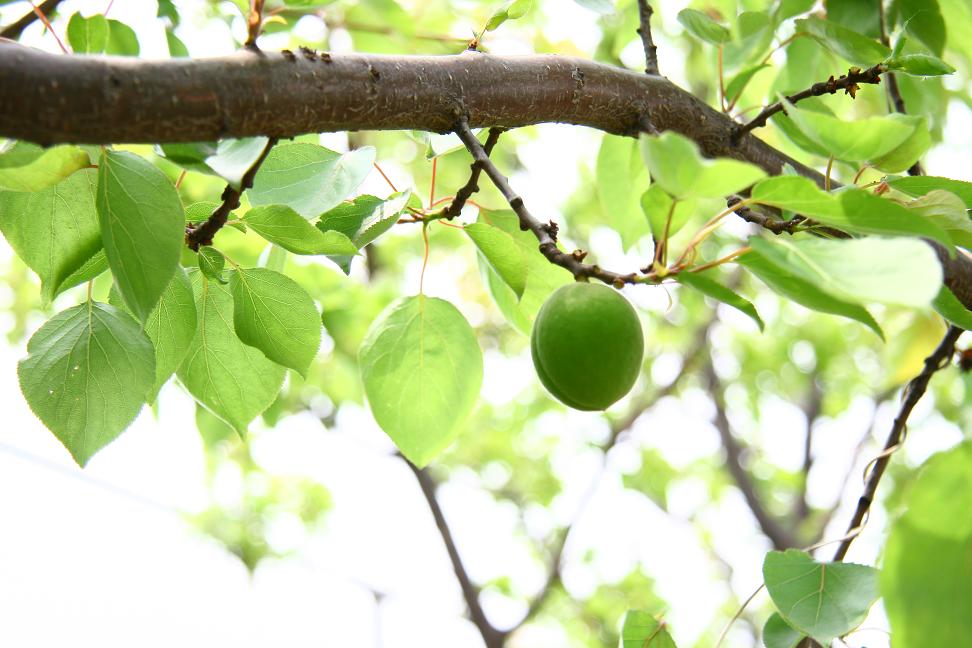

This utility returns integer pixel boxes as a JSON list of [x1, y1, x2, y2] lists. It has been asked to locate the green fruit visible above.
[[530, 282, 644, 411]]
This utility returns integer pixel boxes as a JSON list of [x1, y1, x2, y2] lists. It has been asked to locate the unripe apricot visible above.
[[530, 282, 644, 411]]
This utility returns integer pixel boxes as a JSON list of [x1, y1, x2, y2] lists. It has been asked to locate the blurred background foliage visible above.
[[1, 0, 971, 646]]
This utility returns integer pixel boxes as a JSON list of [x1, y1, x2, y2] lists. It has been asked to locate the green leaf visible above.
[[781, 99, 917, 162], [640, 132, 765, 199], [795, 16, 891, 66], [869, 115, 931, 172], [317, 191, 411, 273], [166, 30, 189, 57], [0, 142, 90, 192], [97, 150, 184, 322], [177, 272, 286, 436], [932, 285, 972, 329], [738, 251, 883, 337], [902, 190, 972, 237], [464, 222, 528, 298], [762, 613, 804, 648], [596, 134, 650, 249], [229, 268, 321, 377], [641, 187, 696, 241], [677, 8, 730, 45], [887, 53, 956, 76], [359, 295, 483, 467], [776, 0, 816, 21], [726, 63, 771, 103], [748, 235, 942, 307], [892, 0, 946, 56], [677, 270, 764, 330], [485, 0, 531, 31], [244, 204, 358, 255], [883, 441, 972, 647], [18, 302, 155, 466], [477, 210, 572, 335], [837, 188, 952, 247], [763, 549, 880, 644], [110, 268, 198, 401], [823, 0, 881, 38], [57, 250, 109, 294], [750, 176, 843, 220], [249, 144, 375, 218], [105, 19, 140, 56], [619, 610, 678, 648], [0, 168, 102, 302], [158, 137, 269, 189], [197, 246, 227, 283], [573, 0, 613, 14], [67, 13, 109, 53], [887, 176, 972, 208]]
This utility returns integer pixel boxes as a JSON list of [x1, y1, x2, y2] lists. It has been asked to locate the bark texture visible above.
[[1, 40, 971, 309]]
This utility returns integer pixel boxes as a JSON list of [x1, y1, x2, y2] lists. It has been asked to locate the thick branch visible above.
[[0, 41, 817, 180], [0, 0, 65, 40], [4, 43, 972, 307], [403, 459, 505, 648], [635, 0, 659, 76], [831, 325, 963, 561], [703, 360, 797, 550]]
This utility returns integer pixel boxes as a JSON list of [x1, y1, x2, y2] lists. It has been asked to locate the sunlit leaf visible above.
[[359, 295, 483, 467], [97, 150, 184, 322], [18, 302, 154, 466], [249, 144, 375, 218], [178, 272, 286, 436], [640, 131, 765, 199], [67, 12, 109, 53], [619, 610, 678, 647], [748, 235, 943, 307], [883, 441, 972, 647], [465, 222, 528, 298], [230, 268, 321, 377], [677, 270, 764, 330], [763, 549, 880, 644], [678, 8, 730, 45], [0, 142, 90, 192], [244, 204, 358, 255], [597, 134, 650, 249], [795, 16, 891, 66], [0, 169, 102, 302]]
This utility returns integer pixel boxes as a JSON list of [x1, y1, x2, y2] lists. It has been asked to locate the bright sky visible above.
[[1, 2, 969, 647]]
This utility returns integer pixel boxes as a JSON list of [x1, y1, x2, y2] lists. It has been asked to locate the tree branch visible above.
[[0, 0, 66, 40], [455, 118, 643, 286], [184, 136, 277, 250], [831, 325, 963, 561], [403, 458, 506, 648], [795, 378, 823, 523], [440, 127, 504, 219], [702, 360, 798, 550], [733, 64, 885, 142], [635, 0, 659, 76], [4, 43, 972, 307]]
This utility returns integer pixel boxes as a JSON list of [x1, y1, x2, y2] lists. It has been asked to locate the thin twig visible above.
[[403, 458, 506, 648], [0, 0, 65, 40], [245, 0, 265, 48], [635, 0, 659, 76], [455, 118, 645, 287], [727, 197, 850, 240], [440, 128, 504, 219], [732, 64, 885, 143], [185, 137, 277, 250], [702, 360, 798, 550], [831, 326, 963, 561]]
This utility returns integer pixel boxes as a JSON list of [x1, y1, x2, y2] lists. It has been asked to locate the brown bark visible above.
[[2, 41, 971, 309]]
